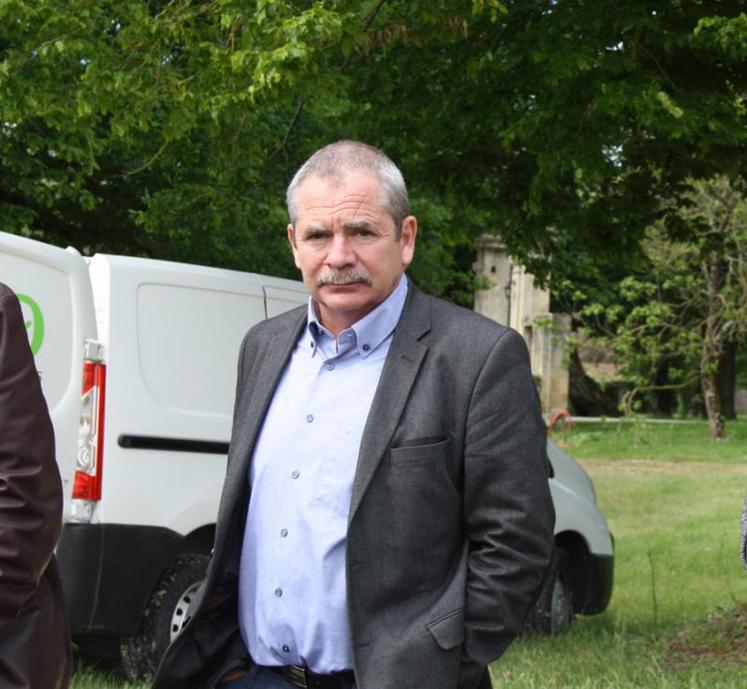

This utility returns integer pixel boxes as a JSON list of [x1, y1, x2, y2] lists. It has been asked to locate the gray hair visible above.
[[286, 140, 410, 239]]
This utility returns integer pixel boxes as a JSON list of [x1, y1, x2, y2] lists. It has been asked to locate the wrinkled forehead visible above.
[[295, 170, 387, 217]]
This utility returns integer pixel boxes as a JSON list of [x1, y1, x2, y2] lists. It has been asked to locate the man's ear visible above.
[[288, 224, 301, 269], [399, 215, 418, 269]]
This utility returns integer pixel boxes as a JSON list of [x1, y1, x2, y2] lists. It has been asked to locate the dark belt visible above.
[[269, 665, 356, 689]]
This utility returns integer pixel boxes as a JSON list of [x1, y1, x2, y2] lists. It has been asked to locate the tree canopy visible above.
[[1, 1, 745, 300], [577, 177, 747, 436]]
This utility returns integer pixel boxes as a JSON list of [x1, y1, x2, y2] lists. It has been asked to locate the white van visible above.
[[0, 231, 613, 682]]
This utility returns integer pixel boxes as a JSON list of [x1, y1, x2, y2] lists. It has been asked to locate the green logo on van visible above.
[[17, 294, 45, 355]]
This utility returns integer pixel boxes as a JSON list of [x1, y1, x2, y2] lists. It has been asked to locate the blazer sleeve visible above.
[[0, 286, 63, 637], [459, 328, 555, 687], [741, 496, 747, 571]]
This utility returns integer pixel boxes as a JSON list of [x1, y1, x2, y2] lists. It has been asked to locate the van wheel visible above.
[[120, 554, 209, 683], [525, 548, 573, 635]]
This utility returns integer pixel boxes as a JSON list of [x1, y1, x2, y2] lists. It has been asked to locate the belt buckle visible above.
[[287, 665, 308, 689]]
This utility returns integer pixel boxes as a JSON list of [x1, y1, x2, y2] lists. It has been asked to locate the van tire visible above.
[[525, 547, 573, 635], [120, 554, 209, 683]]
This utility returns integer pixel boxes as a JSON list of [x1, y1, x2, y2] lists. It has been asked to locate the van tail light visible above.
[[72, 344, 106, 518]]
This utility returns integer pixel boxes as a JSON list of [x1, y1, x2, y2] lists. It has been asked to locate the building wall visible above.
[[736, 388, 747, 415], [473, 235, 569, 420]]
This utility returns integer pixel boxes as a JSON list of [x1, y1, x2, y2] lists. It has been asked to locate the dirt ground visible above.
[[663, 603, 747, 669]]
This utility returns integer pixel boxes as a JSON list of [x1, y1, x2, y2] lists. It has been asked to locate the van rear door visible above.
[[0, 231, 97, 522]]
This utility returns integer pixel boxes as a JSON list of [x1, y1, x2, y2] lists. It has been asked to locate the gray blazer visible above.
[[741, 497, 746, 570], [153, 284, 555, 689]]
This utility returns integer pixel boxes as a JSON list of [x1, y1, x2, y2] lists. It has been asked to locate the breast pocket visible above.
[[390, 437, 451, 466]]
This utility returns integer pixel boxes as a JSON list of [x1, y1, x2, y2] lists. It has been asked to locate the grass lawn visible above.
[[71, 660, 144, 689], [555, 416, 747, 463], [71, 419, 747, 689], [488, 418, 747, 688]]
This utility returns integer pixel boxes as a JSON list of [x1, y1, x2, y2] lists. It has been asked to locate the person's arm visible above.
[[459, 328, 555, 688], [0, 287, 62, 637]]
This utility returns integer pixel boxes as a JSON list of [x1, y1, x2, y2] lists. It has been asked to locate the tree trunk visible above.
[[716, 341, 737, 419], [651, 362, 676, 417], [701, 252, 726, 439], [568, 349, 620, 417], [701, 369, 725, 439]]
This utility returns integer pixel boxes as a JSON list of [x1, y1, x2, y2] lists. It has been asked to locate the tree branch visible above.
[[269, 0, 389, 167], [124, 140, 169, 176]]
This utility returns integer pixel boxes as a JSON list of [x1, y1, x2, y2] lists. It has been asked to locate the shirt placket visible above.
[[267, 350, 320, 661]]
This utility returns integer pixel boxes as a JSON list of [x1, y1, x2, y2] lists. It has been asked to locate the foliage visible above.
[[0, 0, 360, 279], [1, 2, 746, 302], [576, 178, 747, 436]]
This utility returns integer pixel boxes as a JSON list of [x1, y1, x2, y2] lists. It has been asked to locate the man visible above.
[[153, 141, 554, 689], [0, 283, 72, 689], [742, 497, 746, 570]]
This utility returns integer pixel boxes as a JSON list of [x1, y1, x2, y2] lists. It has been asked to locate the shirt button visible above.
[[282, 645, 290, 653], [280, 528, 288, 537], [362, 343, 370, 351], [326, 362, 335, 371], [305, 413, 314, 422], [292, 470, 300, 479], [274, 587, 283, 597]]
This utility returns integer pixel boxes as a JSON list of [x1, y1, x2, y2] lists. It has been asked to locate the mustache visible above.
[[316, 270, 373, 287]]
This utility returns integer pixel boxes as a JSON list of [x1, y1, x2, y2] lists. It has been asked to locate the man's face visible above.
[[288, 170, 417, 336]]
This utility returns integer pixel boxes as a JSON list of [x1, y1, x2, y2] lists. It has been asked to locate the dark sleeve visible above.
[[741, 496, 747, 571], [459, 328, 555, 687], [0, 286, 62, 636]]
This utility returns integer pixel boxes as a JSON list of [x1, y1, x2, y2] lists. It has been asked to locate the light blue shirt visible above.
[[239, 275, 409, 672]]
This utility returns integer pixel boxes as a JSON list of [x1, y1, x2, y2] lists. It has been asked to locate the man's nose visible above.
[[325, 233, 355, 267]]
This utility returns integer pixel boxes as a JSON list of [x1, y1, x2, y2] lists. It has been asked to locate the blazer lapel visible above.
[[218, 310, 306, 525], [348, 286, 431, 523]]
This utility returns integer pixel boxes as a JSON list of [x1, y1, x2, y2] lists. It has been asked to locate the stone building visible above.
[[473, 235, 570, 420]]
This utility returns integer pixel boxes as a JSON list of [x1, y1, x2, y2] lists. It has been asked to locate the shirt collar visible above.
[[305, 274, 409, 359]]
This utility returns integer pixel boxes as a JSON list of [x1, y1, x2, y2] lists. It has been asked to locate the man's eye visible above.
[[351, 228, 377, 241]]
